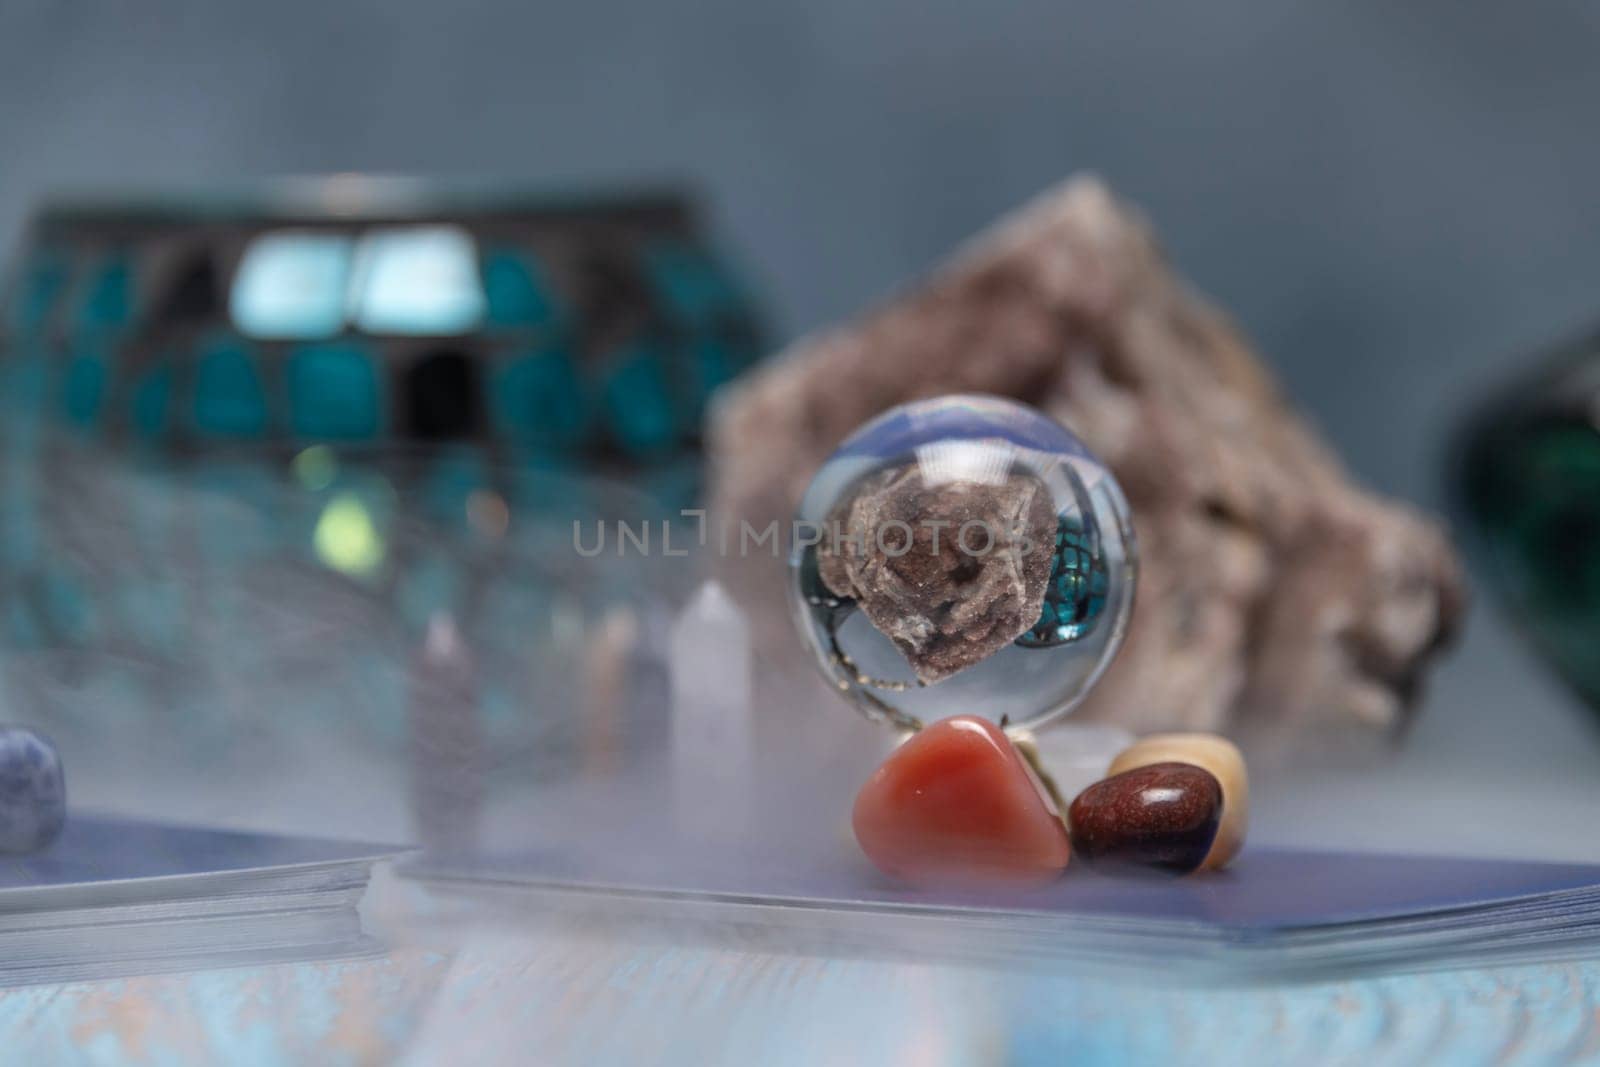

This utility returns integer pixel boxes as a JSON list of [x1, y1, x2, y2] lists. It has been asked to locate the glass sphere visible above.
[[788, 395, 1137, 732]]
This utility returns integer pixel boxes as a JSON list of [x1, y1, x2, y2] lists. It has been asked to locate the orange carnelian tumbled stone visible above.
[[852, 715, 1071, 889]]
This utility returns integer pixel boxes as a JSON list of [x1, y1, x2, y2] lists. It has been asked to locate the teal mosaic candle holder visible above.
[[2, 179, 764, 486], [0, 180, 764, 779], [0, 180, 765, 644]]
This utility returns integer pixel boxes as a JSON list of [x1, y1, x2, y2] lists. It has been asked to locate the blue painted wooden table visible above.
[[4, 895, 1600, 1067]]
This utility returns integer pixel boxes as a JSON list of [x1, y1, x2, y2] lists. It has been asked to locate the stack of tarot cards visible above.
[[402, 764, 1600, 979], [0, 815, 402, 986]]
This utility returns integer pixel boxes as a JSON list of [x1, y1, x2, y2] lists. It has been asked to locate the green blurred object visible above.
[[1457, 329, 1600, 709]]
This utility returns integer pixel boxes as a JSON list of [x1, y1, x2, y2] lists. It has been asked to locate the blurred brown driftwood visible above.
[[709, 176, 1466, 742]]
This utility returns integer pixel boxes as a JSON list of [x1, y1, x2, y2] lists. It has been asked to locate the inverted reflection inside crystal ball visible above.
[[789, 395, 1136, 731]]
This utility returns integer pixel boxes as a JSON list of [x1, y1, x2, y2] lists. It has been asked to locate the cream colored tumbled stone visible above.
[[1105, 733, 1247, 870]]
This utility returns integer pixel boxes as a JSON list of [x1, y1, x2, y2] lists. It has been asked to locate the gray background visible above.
[[3, 0, 1600, 855]]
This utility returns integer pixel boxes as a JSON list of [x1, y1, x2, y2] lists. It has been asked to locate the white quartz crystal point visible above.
[[671, 580, 752, 717], [582, 606, 640, 773], [422, 611, 470, 672], [408, 612, 484, 852], [670, 581, 753, 838]]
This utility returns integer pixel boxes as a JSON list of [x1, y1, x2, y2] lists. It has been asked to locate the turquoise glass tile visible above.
[[287, 341, 383, 440], [602, 345, 678, 457], [481, 249, 558, 328], [643, 241, 742, 327], [60, 348, 108, 427], [663, 335, 745, 431], [8, 250, 71, 338], [193, 337, 270, 438], [130, 365, 173, 440], [351, 227, 485, 336], [491, 348, 590, 452], [76, 253, 135, 333], [229, 232, 353, 340]]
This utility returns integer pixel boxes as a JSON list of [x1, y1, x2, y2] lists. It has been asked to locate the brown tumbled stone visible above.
[[1067, 761, 1222, 874], [1106, 733, 1247, 870]]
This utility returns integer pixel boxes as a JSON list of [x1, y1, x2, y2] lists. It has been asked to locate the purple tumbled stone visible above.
[[0, 726, 66, 853]]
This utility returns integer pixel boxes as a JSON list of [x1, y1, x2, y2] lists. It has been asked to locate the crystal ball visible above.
[[789, 395, 1137, 732]]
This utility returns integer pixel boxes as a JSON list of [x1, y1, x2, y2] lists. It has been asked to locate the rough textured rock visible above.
[[709, 176, 1467, 741], [816, 466, 1057, 683]]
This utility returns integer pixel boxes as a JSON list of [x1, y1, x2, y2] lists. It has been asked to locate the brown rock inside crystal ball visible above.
[[816, 465, 1057, 683], [1067, 762, 1223, 875]]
